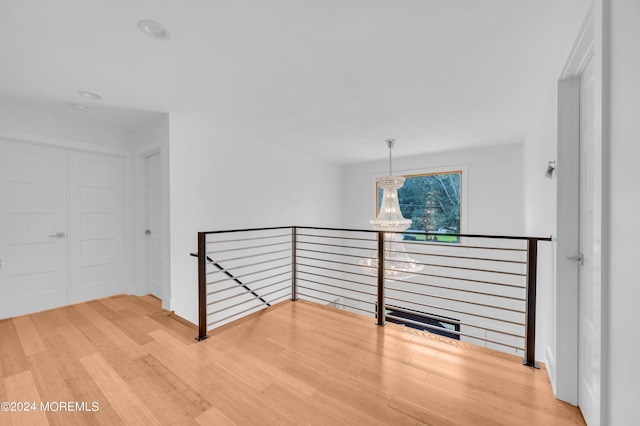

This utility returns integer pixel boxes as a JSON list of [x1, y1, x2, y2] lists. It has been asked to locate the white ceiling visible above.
[[0, 0, 589, 164]]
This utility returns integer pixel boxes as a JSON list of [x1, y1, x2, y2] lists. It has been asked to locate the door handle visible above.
[[567, 253, 584, 266], [48, 232, 66, 239]]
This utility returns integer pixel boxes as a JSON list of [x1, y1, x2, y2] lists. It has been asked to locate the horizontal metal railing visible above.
[[195, 228, 294, 340], [194, 226, 550, 367], [296, 228, 379, 318]]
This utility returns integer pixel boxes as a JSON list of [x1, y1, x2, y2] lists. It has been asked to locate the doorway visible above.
[[577, 55, 598, 426], [556, 7, 602, 425], [144, 151, 163, 299], [0, 140, 126, 319]]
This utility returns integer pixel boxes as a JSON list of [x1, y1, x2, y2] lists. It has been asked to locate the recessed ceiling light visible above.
[[137, 20, 171, 41], [70, 103, 89, 111], [78, 90, 103, 100]]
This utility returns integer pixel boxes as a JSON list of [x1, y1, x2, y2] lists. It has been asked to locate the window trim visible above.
[[371, 164, 469, 250]]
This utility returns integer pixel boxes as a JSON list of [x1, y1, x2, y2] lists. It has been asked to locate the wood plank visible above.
[[212, 342, 317, 399], [79, 353, 161, 425], [97, 295, 129, 312], [37, 328, 123, 425], [26, 310, 62, 344], [205, 378, 300, 426], [0, 318, 30, 378], [4, 370, 49, 426], [0, 355, 6, 420], [282, 360, 418, 425], [195, 405, 236, 426], [259, 382, 348, 426], [389, 394, 465, 426], [27, 350, 91, 426], [73, 303, 147, 360], [492, 400, 585, 425], [392, 376, 496, 425], [87, 300, 155, 346], [143, 335, 238, 407], [119, 366, 197, 425], [57, 325, 96, 359], [306, 390, 404, 426], [134, 354, 211, 419], [147, 311, 198, 345], [13, 316, 47, 356]]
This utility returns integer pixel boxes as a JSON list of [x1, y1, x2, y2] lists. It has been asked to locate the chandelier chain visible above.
[[386, 138, 395, 176]]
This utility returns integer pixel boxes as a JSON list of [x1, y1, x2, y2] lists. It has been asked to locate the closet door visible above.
[[0, 140, 68, 319], [144, 152, 163, 298], [68, 151, 125, 303]]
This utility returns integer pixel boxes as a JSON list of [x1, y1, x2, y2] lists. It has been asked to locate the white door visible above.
[[0, 140, 68, 319], [68, 151, 125, 303], [578, 57, 599, 425], [144, 152, 162, 298]]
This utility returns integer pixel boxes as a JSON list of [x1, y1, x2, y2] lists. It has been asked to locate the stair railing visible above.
[[194, 226, 550, 368]]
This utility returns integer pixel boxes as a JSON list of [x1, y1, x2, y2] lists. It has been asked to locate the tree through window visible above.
[[377, 171, 462, 243]]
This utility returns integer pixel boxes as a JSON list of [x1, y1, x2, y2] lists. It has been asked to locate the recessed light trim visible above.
[[78, 90, 103, 100], [70, 103, 89, 111], [137, 20, 171, 41]]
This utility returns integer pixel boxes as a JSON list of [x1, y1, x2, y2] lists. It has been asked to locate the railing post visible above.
[[291, 227, 298, 301], [523, 238, 539, 367], [195, 232, 210, 341], [376, 231, 386, 326]]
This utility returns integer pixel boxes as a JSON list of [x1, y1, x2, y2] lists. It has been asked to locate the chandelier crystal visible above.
[[359, 140, 424, 281]]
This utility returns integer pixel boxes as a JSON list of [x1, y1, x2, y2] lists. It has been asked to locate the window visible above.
[[377, 170, 463, 243]]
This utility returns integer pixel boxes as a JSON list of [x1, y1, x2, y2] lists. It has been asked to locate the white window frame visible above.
[[371, 164, 469, 251]]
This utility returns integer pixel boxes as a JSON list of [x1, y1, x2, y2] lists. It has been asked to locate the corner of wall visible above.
[[545, 345, 557, 395]]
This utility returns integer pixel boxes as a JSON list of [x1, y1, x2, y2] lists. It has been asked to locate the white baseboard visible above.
[[545, 345, 557, 396], [162, 297, 172, 311]]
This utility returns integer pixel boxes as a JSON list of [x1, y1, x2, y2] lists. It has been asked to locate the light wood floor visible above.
[[0, 295, 584, 425]]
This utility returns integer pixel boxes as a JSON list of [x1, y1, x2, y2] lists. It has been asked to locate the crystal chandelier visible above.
[[359, 139, 424, 281]]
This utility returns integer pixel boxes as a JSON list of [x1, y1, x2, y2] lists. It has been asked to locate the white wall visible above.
[[132, 115, 171, 310], [0, 101, 134, 149], [133, 114, 170, 151], [341, 143, 524, 236], [522, 61, 564, 375], [168, 113, 342, 325], [605, 0, 640, 423]]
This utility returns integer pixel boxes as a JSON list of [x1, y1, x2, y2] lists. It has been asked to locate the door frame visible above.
[[556, 3, 604, 421], [135, 143, 171, 310]]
